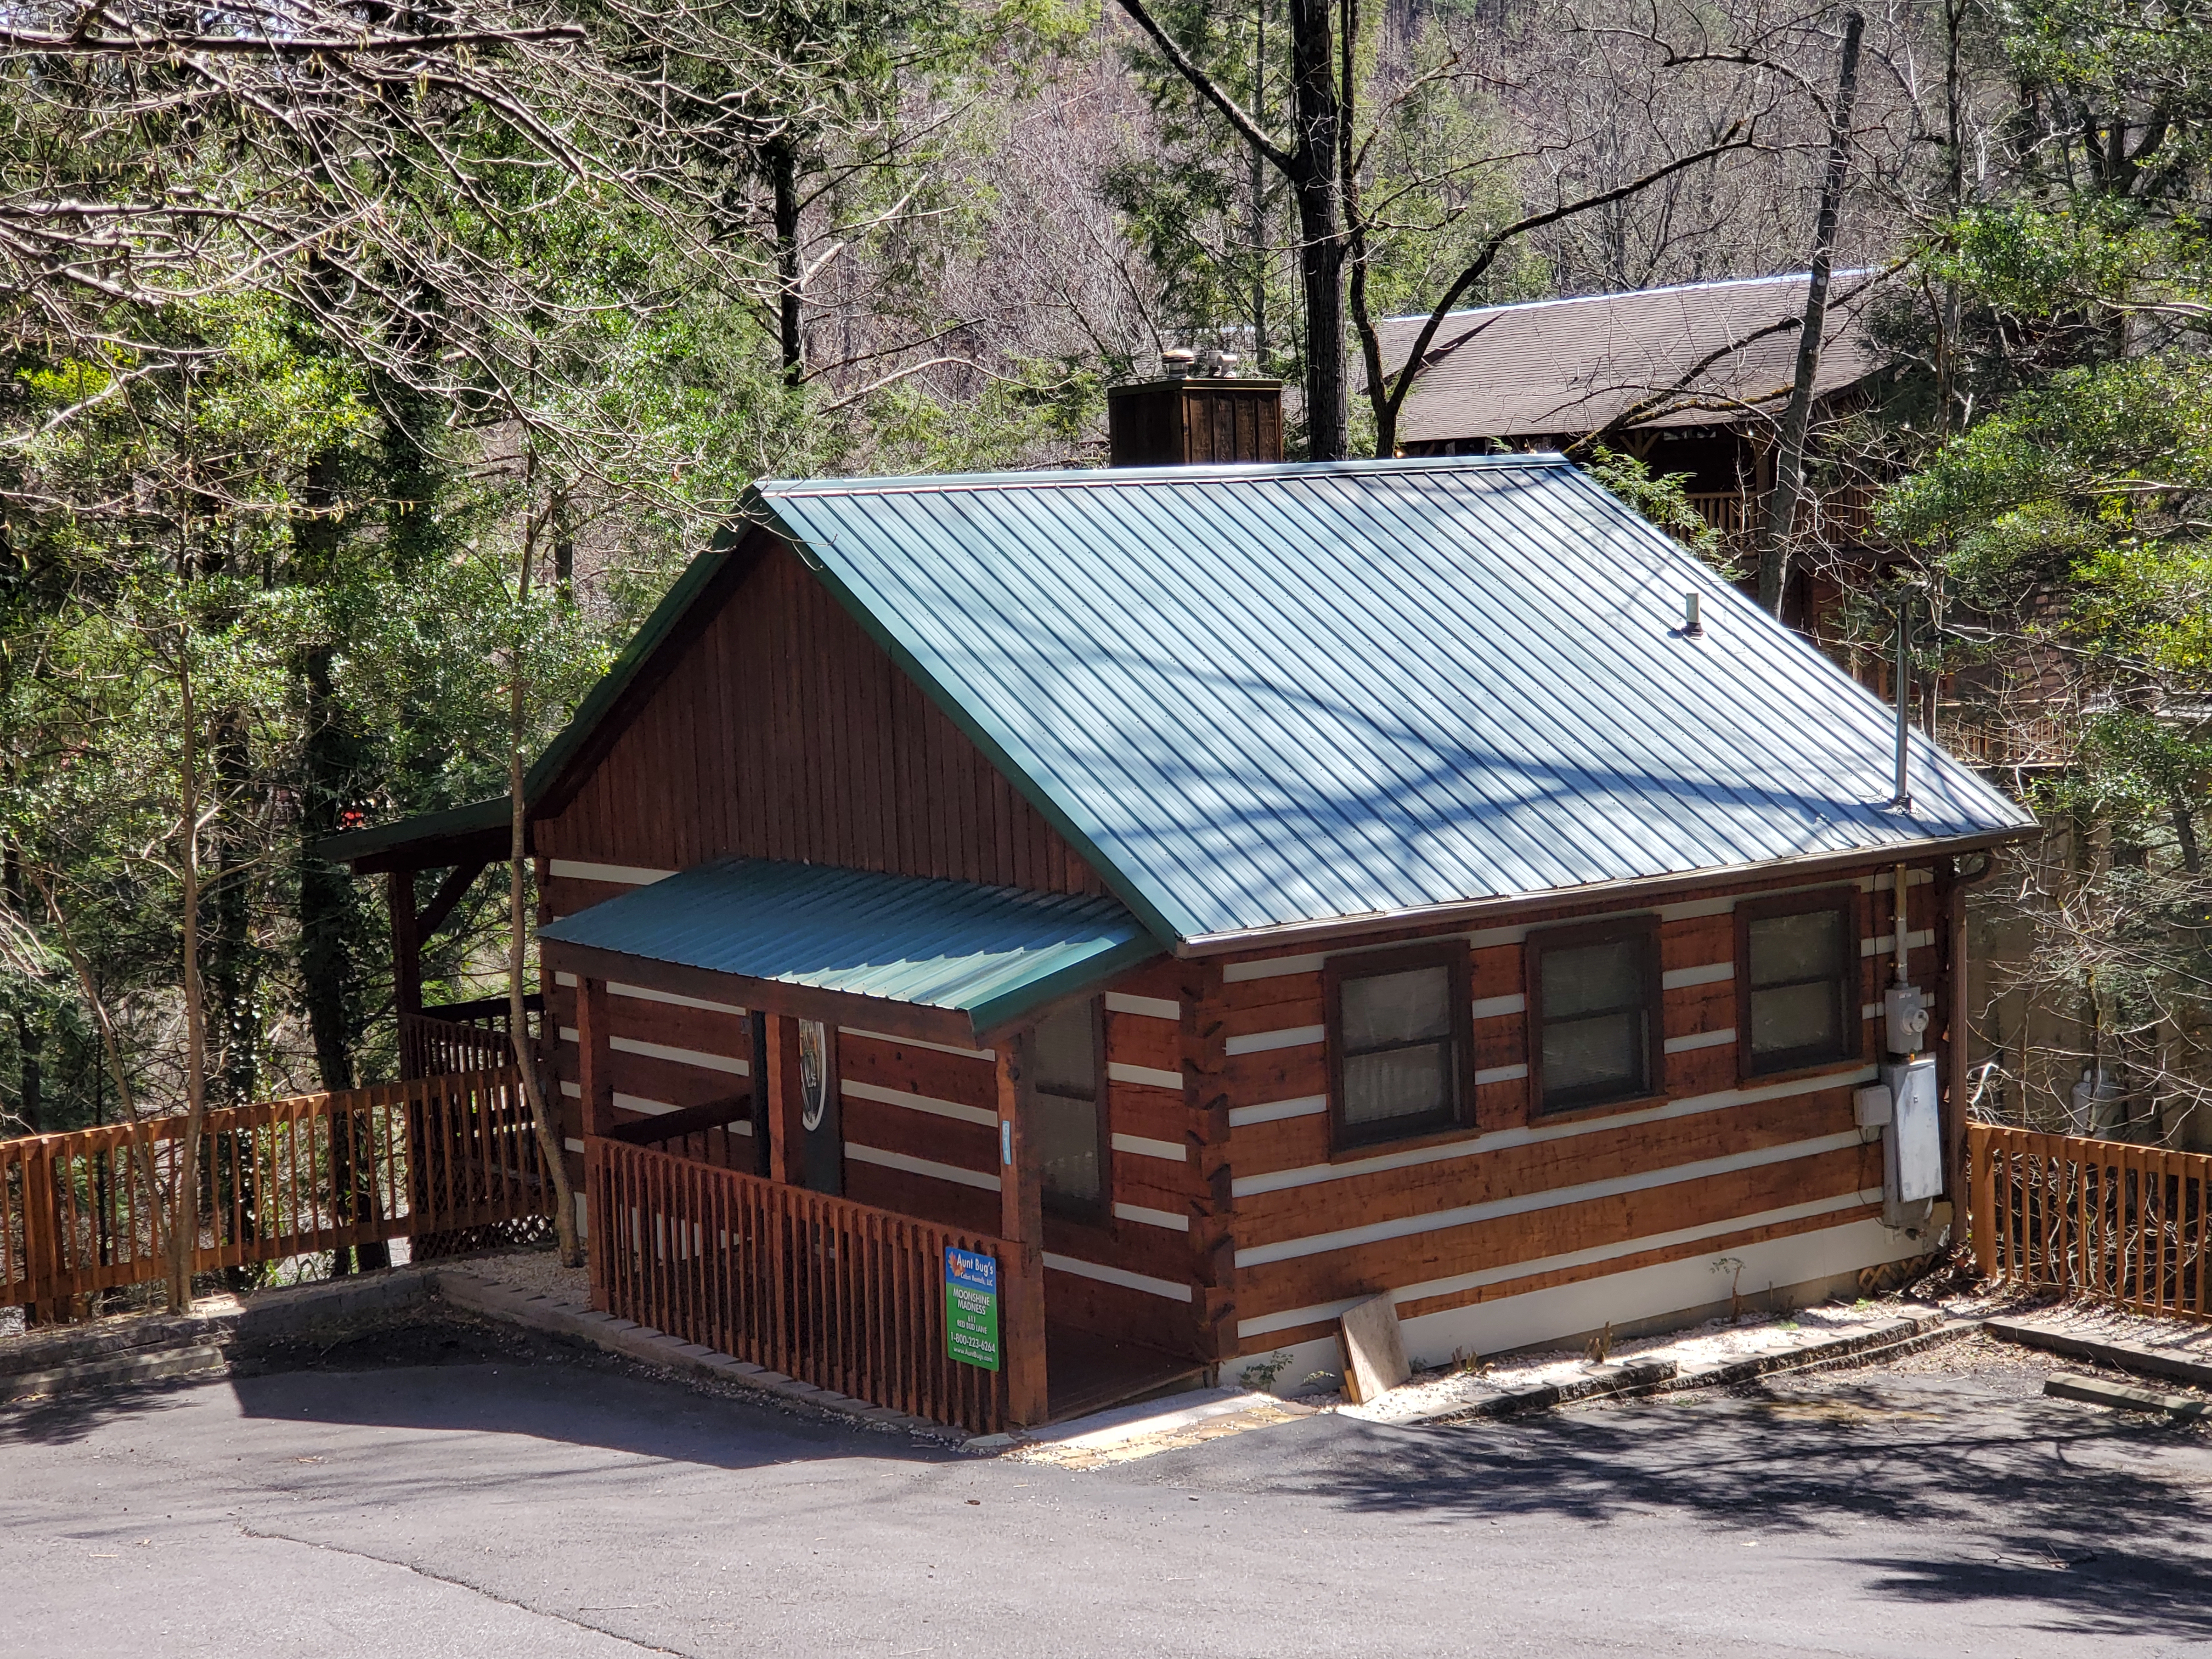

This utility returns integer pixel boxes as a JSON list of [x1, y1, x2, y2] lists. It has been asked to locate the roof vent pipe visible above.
[[1892, 595, 1912, 811], [1682, 592, 1703, 637]]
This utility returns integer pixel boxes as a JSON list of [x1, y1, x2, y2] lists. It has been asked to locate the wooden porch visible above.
[[586, 1124, 1209, 1434], [563, 961, 1199, 1435], [1, 1068, 549, 1320]]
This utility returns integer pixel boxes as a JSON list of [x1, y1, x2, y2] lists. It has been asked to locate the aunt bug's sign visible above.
[[943, 1247, 1000, 1370]]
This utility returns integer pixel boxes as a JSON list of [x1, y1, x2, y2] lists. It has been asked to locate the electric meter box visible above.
[[1881, 1054, 1943, 1211], [1884, 984, 1931, 1056]]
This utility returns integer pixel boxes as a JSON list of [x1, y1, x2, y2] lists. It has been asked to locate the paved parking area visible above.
[[3, 1318, 2209, 1657]]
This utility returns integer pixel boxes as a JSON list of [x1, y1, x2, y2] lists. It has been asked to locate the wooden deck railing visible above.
[[1970, 1124, 2211, 1322], [401, 995, 542, 1081], [589, 1136, 1011, 1432], [1, 1069, 548, 1313], [1685, 484, 1882, 545]]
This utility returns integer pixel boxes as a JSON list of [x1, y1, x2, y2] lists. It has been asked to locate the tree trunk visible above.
[[2173, 794, 2203, 876], [171, 641, 209, 1314], [766, 133, 805, 386], [1111, 0, 1347, 456], [505, 518, 581, 1267], [10, 1010, 39, 1136], [208, 710, 258, 1109], [509, 674, 582, 1267], [1758, 9, 1864, 616], [3, 842, 38, 1135], [1287, 0, 1348, 459], [1251, 1, 1269, 371], [293, 448, 379, 1272]]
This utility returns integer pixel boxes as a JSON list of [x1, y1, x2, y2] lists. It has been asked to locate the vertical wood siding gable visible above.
[[536, 541, 1104, 893]]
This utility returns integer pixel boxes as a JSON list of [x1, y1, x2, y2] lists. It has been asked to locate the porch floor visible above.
[[1046, 1324, 1211, 1424]]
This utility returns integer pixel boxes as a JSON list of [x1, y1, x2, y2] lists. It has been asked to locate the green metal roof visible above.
[[537, 857, 1162, 1037], [752, 456, 2034, 944]]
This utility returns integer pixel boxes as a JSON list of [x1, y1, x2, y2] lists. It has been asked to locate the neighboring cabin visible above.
[[326, 378, 2031, 1429], [1376, 272, 1883, 618]]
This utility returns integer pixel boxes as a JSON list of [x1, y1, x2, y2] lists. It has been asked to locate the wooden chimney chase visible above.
[[1108, 377, 1284, 467]]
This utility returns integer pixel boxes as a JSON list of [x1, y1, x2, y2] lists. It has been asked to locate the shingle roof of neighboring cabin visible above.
[[1376, 272, 1883, 447], [752, 454, 2030, 950]]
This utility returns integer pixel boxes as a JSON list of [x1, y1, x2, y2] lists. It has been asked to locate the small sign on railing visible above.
[[944, 1246, 1000, 1370]]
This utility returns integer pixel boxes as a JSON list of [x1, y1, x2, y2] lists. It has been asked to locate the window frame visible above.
[[1034, 996, 1113, 1227], [1324, 942, 1474, 1153], [1735, 887, 1863, 1082], [1525, 916, 1663, 1117]]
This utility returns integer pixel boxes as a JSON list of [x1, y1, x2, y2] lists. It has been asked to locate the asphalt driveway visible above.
[[3, 1318, 2208, 1658]]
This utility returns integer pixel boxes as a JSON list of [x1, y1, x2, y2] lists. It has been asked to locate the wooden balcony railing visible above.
[[1936, 713, 2072, 771], [604, 1093, 758, 1172], [1, 1069, 548, 1315], [1970, 1123, 2211, 1322], [589, 1136, 1011, 1432], [402, 994, 542, 1081]]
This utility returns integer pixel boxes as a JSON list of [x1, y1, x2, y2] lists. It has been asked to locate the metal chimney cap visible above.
[[1161, 347, 1197, 379]]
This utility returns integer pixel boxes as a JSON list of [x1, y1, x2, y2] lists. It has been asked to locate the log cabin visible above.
[[323, 376, 2033, 1432]]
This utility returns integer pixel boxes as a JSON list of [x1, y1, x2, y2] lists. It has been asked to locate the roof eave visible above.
[[311, 796, 518, 874], [1171, 826, 2036, 960], [966, 933, 1169, 1043]]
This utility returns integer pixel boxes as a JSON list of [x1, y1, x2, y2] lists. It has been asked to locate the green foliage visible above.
[[1583, 447, 1734, 575]]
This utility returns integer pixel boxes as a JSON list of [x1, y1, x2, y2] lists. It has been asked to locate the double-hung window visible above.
[[1738, 890, 1859, 1077], [1034, 998, 1109, 1222], [1327, 945, 1471, 1150], [1528, 919, 1660, 1114]]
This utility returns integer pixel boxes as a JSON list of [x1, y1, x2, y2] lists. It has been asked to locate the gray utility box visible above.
[[1880, 1053, 1942, 1229]]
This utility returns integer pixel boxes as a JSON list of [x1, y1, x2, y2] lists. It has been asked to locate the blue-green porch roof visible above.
[[537, 857, 1160, 1039]]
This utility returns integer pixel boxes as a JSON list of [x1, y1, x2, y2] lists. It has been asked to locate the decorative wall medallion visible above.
[[798, 1018, 830, 1131]]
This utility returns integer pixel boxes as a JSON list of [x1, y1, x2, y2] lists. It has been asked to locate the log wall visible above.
[[1215, 862, 1948, 1364], [538, 857, 1952, 1375]]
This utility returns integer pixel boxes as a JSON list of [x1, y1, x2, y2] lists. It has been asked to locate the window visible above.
[[1034, 999, 1108, 1222], [1738, 890, 1859, 1077], [1327, 946, 1470, 1149], [1528, 919, 1660, 1114]]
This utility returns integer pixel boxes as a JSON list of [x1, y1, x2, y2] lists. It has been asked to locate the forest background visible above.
[[4, 0, 2210, 1174]]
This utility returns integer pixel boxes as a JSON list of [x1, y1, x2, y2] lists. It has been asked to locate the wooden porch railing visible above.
[[401, 995, 542, 1081], [588, 1136, 1011, 1432], [603, 1093, 758, 1173], [1970, 1123, 2211, 1321], [1, 1069, 548, 1313]]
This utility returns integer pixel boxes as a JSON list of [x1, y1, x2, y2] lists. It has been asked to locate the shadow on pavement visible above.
[[3, 1312, 958, 1477], [1150, 1370, 2212, 1646]]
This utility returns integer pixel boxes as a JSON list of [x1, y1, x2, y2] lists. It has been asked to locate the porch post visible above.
[[576, 975, 614, 1310], [996, 1030, 1049, 1426], [761, 1012, 805, 1186], [576, 977, 614, 1137], [387, 870, 422, 1018]]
